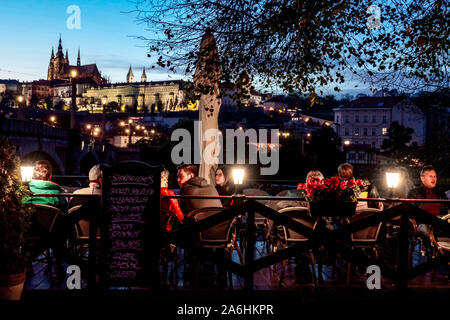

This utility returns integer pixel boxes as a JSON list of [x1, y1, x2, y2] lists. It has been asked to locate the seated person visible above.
[[357, 180, 383, 211], [407, 165, 448, 249], [215, 166, 234, 208], [70, 164, 102, 208], [160, 169, 184, 231], [337, 163, 354, 181], [23, 160, 68, 211], [177, 164, 222, 214]]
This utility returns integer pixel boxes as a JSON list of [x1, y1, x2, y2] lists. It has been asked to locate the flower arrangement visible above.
[[297, 176, 365, 204]]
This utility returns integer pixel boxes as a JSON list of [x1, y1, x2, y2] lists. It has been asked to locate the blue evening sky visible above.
[[0, 0, 370, 95]]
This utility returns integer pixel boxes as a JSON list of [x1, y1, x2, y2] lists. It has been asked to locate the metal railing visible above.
[[26, 192, 450, 291]]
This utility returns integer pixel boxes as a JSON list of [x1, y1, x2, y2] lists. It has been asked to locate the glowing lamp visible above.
[[21, 166, 33, 182], [386, 172, 400, 189], [71, 70, 77, 78], [232, 168, 245, 185]]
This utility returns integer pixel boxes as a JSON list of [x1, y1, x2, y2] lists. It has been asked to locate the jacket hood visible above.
[[29, 180, 64, 193], [185, 176, 210, 188]]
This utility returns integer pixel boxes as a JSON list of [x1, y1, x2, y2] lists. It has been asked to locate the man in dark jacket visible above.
[[407, 165, 448, 248], [177, 164, 222, 213]]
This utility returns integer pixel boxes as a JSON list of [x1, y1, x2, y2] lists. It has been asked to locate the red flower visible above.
[[329, 176, 340, 186], [347, 179, 356, 188], [356, 179, 364, 187], [297, 183, 306, 190], [340, 180, 348, 189]]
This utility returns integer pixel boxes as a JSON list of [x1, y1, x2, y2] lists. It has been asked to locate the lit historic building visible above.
[[83, 70, 185, 112], [47, 35, 103, 86]]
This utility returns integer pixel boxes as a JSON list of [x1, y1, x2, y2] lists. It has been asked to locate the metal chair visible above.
[[67, 204, 101, 260], [23, 204, 67, 286], [430, 213, 450, 280], [341, 208, 384, 286], [187, 207, 241, 288], [274, 206, 318, 287]]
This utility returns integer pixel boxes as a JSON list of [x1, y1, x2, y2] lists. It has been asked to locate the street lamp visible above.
[[17, 95, 25, 120], [70, 69, 78, 129], [102, 98, 107, 141], [386, 170, 400, 198]]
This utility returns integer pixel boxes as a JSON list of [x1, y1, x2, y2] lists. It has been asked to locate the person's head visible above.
[[306, 170, 324, 186], [337, 163, 354, 180], [89, 164, 102, 186], [32, 160, 52, 181], [177, 164, 198, 187], [420, 165, 437, 189], [360, 180, 382, 209], [215, 166, 229, 187], [161, 169, 169, 188]]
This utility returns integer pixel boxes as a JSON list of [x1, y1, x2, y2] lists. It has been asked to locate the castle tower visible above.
[[141, 67, 147, 82], [47, 34, 68, 80], [47, 47, 55, 80], [126, 65, 134, 83], [77, 47, 81, 67]]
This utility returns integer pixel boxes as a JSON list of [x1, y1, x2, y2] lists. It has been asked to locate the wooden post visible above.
[[244, 205, 255, 291], [397, 211, 409, 290], [87, 196, 99, 290]]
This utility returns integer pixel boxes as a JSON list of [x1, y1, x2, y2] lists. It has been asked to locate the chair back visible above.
[[269, 190, 308, 211], [348, 208, 383, 242], [31, 204, 65, 234], [67, 204, 100, 240], [277, 207, 316, 242], [188, 207, 235, 247]]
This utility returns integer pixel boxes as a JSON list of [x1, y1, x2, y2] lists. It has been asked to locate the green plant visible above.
[[0, 138, 33, 274]]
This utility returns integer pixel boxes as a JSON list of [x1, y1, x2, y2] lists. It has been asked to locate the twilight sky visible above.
[[0, 0, 370, 96]]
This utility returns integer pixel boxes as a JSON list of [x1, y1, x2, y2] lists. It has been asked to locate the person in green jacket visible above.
[[23, 160, 68, 211]]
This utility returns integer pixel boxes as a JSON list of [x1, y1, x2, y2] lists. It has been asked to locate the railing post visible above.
[[244, 205, 255, 291], [87, 197, 99, 290], [397, 210, 409, 291]]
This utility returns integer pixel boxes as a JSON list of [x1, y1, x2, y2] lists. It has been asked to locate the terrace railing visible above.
[[28, 192, 450, 291]]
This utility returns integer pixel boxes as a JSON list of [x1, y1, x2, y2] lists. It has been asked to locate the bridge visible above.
[[0, 117, 135, 175]]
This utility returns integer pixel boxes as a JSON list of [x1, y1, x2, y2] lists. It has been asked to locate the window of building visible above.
[[345, 115, 349, 123], [363, 128, 368, 136], [372, 128, 376, 136], [382, 128, 387, 135], [355, 140, 359, 144], [382, 115, 387, 123], [372, 141, 376, 148], [354, 128, 359, 136], [364, 115, 368, 123], [355, 115, 359, 123], [345, 127, 349, 135], [348, 153, 356, 160], [336, 115, 340, 123], [358, 153, 365, 160]]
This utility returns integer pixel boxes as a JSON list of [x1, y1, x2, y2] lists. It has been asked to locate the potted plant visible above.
[[297, 176, 365, 217], [0, 138, 33, 300]]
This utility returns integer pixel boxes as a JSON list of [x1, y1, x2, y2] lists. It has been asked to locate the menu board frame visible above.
[[99, 161, 162, 288]]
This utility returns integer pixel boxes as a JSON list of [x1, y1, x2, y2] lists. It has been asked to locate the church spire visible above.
[[51, 47, 54, 59], [65, 49, 69, 63], [141, 67, 147, 82], [126, 65, 134, 83], [77, 47, 81, 67], [57, 34, 63, 58]]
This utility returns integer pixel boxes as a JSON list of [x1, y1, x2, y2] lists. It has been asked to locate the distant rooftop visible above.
[[336, 96, 406, 109]]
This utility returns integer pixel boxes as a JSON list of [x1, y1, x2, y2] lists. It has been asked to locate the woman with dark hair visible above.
[[215, 166, 234, 207], [357, 179, 383, 211]]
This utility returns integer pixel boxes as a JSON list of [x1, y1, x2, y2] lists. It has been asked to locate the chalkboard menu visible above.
[[100, 161, 162, 288]]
